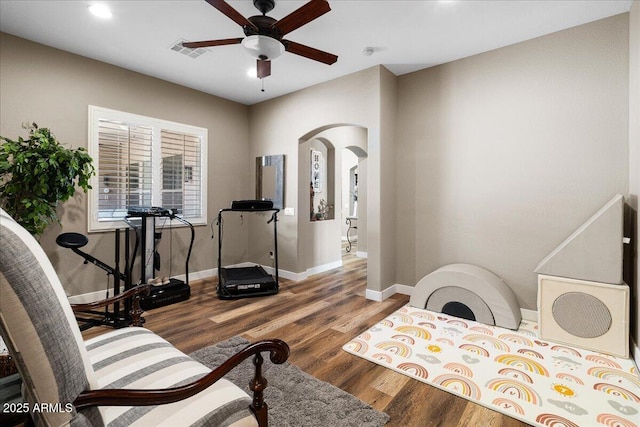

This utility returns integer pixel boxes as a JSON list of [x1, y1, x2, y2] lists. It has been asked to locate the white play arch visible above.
[[409, 263, 521, 330]]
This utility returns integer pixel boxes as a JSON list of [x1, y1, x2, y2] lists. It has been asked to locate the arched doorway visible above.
[[297, 124, 368, 276], [341, 145, 368, 258]]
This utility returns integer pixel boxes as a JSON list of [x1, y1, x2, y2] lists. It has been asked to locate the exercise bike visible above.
[[56, 228, 137, 330]]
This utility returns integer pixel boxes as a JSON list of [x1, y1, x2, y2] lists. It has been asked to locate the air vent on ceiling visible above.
[[170, 39, 209, 58]]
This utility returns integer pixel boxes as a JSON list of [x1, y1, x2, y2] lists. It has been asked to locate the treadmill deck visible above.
[[218, 265, 278, 299]]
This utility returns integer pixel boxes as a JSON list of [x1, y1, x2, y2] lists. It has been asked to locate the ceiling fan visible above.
[[182, 0, 338, 79]]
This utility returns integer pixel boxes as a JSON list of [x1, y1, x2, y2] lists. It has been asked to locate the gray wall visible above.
[[0, 33, 250, 296], [395, 14, 630, 311]]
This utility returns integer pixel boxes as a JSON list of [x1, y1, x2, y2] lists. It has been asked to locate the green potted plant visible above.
[[0, 123, 95, 236]]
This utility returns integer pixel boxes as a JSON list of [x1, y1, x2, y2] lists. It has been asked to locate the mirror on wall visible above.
[[256, 155, 284, 209]]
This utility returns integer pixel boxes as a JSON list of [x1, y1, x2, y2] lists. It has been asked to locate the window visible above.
[[88, 106, 207, 231]]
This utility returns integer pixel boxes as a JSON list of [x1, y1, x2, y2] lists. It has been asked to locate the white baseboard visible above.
[[68, 288, 114, 304], [303, 260, 343, 278], [68, 260, 349, 301], [173, 268, 216, 283], [261, 265, 302, 281], [520, 308, 538, 322], [180, 262, 310, 282], [365, 287, 394, 302], [365, 283, 539, 323], [238, 260, 342, 281], [395, 284, 414, 295], [365, 283, 412, 302], [219, 262, 304, 281]]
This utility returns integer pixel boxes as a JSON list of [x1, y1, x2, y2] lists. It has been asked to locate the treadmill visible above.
[[217, 200, 279, 299]]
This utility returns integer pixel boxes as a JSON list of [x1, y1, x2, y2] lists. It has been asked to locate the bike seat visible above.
[[56, 232, 89, 249]]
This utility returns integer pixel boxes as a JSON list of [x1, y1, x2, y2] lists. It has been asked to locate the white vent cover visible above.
[[170, 39, 209, 58]]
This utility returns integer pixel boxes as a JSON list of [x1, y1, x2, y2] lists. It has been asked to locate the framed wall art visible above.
[[311, 150, 322, 193]]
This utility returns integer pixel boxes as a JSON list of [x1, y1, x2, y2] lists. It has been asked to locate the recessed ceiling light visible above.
[[89, 4, 112, 19]]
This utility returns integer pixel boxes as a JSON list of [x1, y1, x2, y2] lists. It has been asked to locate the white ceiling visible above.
[[0, 0, 632, 105]]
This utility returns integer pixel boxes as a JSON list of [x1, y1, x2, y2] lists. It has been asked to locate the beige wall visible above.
[[629, 1, 640, 349], [379, 66, 398, 290], [0, 33, 250, 296], [395, 14, 629, 310], [306, 137, 338, 268]]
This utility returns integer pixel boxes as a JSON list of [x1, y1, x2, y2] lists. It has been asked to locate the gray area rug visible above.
[[189, 336, 389, 427]]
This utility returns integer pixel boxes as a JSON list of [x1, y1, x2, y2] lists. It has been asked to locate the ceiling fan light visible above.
[[89, 4, 112, 19], [241, 35, 284, 61]]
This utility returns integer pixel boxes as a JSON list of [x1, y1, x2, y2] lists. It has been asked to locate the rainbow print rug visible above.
[[343, 304, 640, 427]]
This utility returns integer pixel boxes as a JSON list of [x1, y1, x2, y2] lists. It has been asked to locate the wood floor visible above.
[[82, 249, 531, 427]]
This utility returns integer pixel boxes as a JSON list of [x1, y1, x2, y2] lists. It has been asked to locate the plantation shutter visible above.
[[89, 106, 207, 231], [160, 129, 202, 219], [97, 119, 153, 220]]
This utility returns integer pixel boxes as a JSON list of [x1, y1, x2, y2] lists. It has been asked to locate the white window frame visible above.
[[88, 105, 208, 232]]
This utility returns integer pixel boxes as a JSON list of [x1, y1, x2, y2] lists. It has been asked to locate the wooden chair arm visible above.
[[70, 284, 151, 312], [71, 284, 151, 326], [74, 339, 290, 426]]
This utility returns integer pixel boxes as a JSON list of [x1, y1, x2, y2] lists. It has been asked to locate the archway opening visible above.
[[297, 125, 368, 276]]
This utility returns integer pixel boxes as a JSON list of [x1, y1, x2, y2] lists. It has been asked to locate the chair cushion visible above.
[[84, 328, 258, 427], [0, 209, 98, 427]]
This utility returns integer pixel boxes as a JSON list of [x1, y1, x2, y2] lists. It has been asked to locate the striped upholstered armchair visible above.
[[0, 209, 289, 427]]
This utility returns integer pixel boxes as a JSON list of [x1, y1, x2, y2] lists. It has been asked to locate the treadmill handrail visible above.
[[216, 208, 280, 292], [171, 215, 195, 285]]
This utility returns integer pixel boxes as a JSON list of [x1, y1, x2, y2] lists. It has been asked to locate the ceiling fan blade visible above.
[[182, 38, 243, 49], [257, 59, 271, 79], [273, 0, 331, 36], [205, 0, 258, 31], [284, 40, 337, 65]]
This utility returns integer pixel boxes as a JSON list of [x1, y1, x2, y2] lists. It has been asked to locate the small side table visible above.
[[345, 217, 357, 253]]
